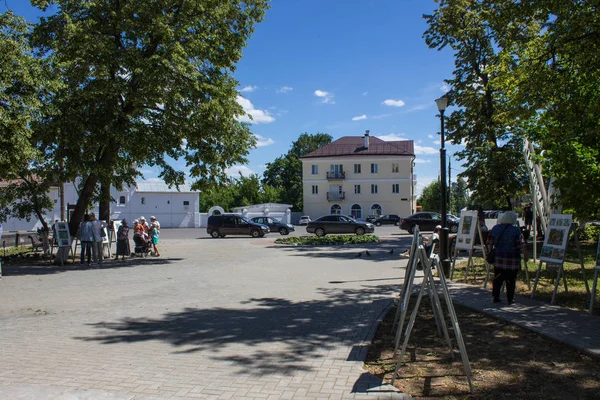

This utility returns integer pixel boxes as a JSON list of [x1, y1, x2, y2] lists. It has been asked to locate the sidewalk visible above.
[[447, 281, 600, 359]]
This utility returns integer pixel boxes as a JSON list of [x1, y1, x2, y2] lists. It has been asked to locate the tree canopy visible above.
[[26, 0, 269, 233]]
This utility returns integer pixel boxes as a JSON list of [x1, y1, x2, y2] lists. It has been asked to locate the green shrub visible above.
[[275, 235, 379, 246], [577, 223, 600, 242]]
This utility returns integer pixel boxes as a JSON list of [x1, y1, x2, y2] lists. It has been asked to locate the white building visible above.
[[1, 181, 200, 231]]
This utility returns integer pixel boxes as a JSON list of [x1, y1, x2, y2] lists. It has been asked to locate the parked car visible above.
[[365, 215, 379, 223], [298, 216, 311, 225], [206, 214, 269, 238], [447, 214, 460, 224], [372, 214, 401, 226], [306, 214, 375, 236], [399, 212, 459, 234], [251, 217, 295, 235]]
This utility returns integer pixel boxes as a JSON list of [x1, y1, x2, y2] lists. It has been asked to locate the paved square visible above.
[[0, 228, 413, 399]]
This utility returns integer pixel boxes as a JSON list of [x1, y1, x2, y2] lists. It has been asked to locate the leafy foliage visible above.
[[275, 235, 379, 246], [27, 0, 269, 233], [200, 173, 281, 212], [263, 132, 332, 210]]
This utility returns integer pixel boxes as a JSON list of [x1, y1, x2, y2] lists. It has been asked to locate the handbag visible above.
[[486, 225, 509, 264]]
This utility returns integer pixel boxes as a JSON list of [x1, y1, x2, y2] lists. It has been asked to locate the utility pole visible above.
[[448, 158, 452, 214]]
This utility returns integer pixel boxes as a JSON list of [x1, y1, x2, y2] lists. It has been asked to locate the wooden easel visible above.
[[532, 221, 589, 305], [588, 234, 600, 313], [391, 240, 473, 393]]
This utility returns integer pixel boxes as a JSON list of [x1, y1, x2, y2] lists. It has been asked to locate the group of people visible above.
[[77, 213, 108, 266], [114, 216, 161, 260]]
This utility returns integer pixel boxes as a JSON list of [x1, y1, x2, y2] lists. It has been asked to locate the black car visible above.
[[306, 214, 375, 236], [399, 212, 459, 234], [206, 214, 269, 238], [372, 214, 401, 226], [251, 216, 295, 235]]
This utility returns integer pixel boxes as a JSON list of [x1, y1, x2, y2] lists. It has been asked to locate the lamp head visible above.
[[435, 97, 448, 112]]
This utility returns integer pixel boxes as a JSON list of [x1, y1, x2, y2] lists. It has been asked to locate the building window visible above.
[[371, 204, 382, 216], [141, 197, 146, 204], [183, 201, 190, 206], [354, 164, 361, 174], [392, 184, 400, 194], [119, 196, 126, 205], [351, 204, 362, 219], [371, 163, 378, 173], [371, 184, 378, 194], [354, 184, 361, 194], [330, 204, 342, 215], [312, 185, 319, 194], [311, 165, 318, 175], [392, 163, 399, 173]]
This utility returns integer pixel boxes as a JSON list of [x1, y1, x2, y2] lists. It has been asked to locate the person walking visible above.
[[150, 216, 160, 230], [139, 216, 150, 235], [150, 221, 160, 257], [486, 211, 529, 305], [78, 214, 94, 266], [115, 219, 130, 260], [89, 213, 105, 264], [524, 203, 533, 232]]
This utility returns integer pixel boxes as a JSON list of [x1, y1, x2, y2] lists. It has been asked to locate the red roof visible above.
[[302, 136, 414, 158]]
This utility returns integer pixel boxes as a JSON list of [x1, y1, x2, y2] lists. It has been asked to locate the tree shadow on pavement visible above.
[[1, 257, 183, 276], [75, 283, 400, 376]]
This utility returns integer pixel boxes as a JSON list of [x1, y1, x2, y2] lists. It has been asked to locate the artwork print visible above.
[[462, 216, 472, 235], [547, 228, 565, 246]]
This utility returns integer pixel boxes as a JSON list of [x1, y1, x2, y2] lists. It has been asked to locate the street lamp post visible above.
[[435, 96, 450, 276]]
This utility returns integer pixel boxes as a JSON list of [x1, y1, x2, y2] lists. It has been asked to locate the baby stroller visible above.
[[133, 234, 152, 257]]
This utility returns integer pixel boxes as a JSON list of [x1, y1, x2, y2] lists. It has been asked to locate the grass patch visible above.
[[1, 245, 36, 257], [364, 299, 600, 399], [452, 239, 600, 314], [274, 234, 379, 246]]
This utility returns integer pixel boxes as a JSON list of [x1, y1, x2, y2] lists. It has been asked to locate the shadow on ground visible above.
[[76, 284, 400, 376], [1, 257, 183, 276]]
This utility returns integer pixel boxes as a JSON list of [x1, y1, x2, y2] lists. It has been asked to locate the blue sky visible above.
[[6, 0, 462, 196]]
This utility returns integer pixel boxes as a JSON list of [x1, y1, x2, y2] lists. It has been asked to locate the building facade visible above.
[[1, 181, 200, 231], [301, 132, 416, 220]]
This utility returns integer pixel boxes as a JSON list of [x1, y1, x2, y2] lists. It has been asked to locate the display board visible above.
[[456, 211, 478, 251], [55, 222, 72, 247], [539, 214, 572, 264]]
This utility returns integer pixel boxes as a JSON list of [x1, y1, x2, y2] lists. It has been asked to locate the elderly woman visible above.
[[115, 219, 131, 260], [486, 211, 529, 305]]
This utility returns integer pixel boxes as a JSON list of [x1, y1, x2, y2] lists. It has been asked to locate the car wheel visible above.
[[408, 225, 415, 234], [279, 227, 288, 235], [251, 229, 260, 238], [355, 227, 365, 236], [395, 221, 399, 226], [450, 224, 458, 233], [210, 230, 220, 238], [375, 221, 381, 226], [315, 228, 325, 237]]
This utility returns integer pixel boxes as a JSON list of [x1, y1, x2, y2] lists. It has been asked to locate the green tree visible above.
[[200, 173, 281, 212], [450, 176, 469, 214], [262, 132, 332, 210], [417, 180, 441, 212], [424, 0, 527, 210], [29, 0, 269, 234], [0, 11, 57, 243]]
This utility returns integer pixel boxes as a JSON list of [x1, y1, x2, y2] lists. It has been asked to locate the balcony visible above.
[[326, 171, 345, 180], [327, 191, 345, 201]]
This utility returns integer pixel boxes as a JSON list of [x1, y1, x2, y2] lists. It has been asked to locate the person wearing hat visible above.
[[150, 221, 161, 257], [139, 216, 150, 235], [150, 216, 160, 231]]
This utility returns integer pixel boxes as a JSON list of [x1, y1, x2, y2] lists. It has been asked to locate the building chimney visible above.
[[364, 130, 370, 149]]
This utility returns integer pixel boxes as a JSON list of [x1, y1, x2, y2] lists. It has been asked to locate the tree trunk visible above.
[[506, 196, 513, 211], [68, 174, 98, 236], [99, 180, 111, 223]]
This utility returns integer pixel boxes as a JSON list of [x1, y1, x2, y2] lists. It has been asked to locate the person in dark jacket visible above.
[[486, 211, 529, 305], [115, 219, 131, 260]]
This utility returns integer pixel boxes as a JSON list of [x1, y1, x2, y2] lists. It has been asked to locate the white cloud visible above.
[[240, 85, 258, 93], [414, 144, 438, 155], [433, 139, 441, 145], [143, 177, 164, 183], [415, 176, 438, 198], [254, 134, 275, 148], [382, 99, 405, 107], [226, 165, 255, 177], [314, 89, 335, 104], [440, 84, 450, 92], [276, 86, 293, 93], [362, 91, 368, 96], [414, 159, 431, 164], [352, 114, 367, 121], [236, 96, 275, 124], [376, 133, 406, 142], [427, 134, 435, 139]]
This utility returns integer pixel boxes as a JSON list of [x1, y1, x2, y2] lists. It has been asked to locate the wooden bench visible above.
[[29, 235, 44, 252]]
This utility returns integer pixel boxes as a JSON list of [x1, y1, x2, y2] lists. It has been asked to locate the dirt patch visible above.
[[364, 299, 600, 399]]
